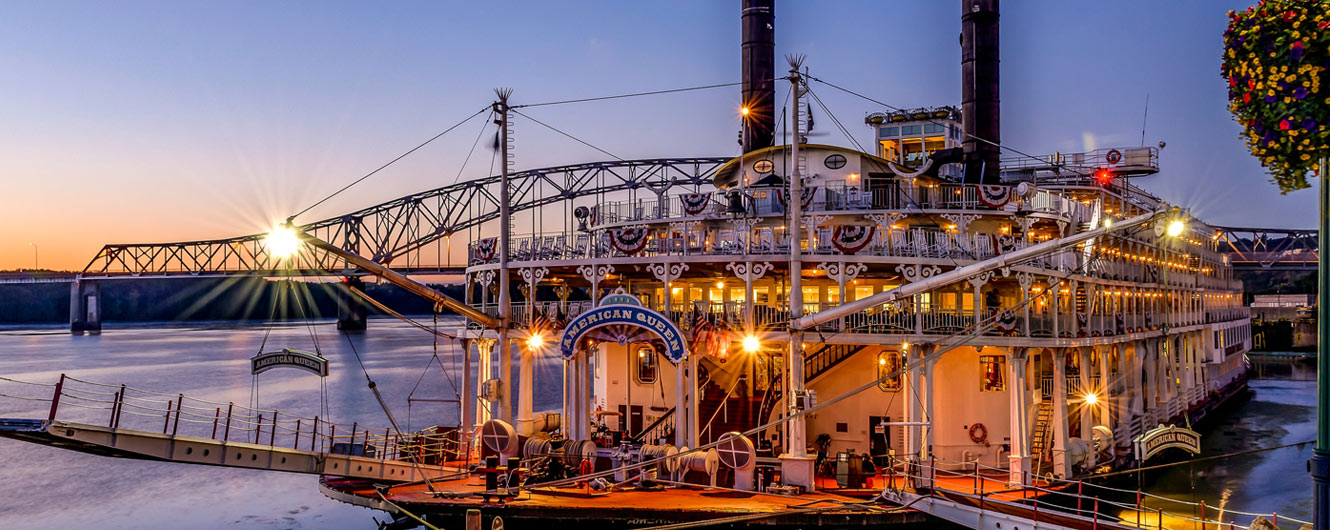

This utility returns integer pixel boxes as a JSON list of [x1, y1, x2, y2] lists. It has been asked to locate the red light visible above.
[[1095, 169, 1113, 186]]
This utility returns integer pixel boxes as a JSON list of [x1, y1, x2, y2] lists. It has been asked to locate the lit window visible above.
[[636, 345, 658, 384], [877, 351, 903, 392], [980, 355, 1006, 392], [754, 159, 774, 173]]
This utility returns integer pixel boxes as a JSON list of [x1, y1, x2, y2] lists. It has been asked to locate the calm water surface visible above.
[[0, 324, 1314, 529], [0, 319, 564, 530]]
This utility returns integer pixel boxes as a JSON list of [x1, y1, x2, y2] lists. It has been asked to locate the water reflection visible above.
[[0, 319, 561, 530]]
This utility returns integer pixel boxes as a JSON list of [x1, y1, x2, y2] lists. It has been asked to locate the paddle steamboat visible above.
[[0, 1, 1253, 529]]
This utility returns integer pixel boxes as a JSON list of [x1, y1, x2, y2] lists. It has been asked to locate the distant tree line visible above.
[[0, 278, 467, 324]]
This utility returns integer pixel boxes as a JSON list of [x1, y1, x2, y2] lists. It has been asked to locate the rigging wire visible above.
[[512, 81, 743, 109], [291, 106, 489, 222], [510, 108, 623, 161], [449, 109, 496, 188]]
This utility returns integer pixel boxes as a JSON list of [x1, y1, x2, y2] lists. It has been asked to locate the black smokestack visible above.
[[961, 0, 1000, 183], [741, 0, 775, 153]]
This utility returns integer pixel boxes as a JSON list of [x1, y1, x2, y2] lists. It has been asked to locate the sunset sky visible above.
[[0, 0, 1308, 271]]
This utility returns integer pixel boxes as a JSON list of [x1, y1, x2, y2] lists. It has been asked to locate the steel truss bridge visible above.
[[1213, 226, 1318, 271], [73, 158, 1313, 278], [80, 157, 730, 278]]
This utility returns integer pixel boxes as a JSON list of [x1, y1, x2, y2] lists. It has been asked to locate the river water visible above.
[[0, 323, 1314, 529]]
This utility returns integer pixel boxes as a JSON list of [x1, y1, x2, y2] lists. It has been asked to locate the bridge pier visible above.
[[69, 278, 102, 334], [337, 277, 368, 332]]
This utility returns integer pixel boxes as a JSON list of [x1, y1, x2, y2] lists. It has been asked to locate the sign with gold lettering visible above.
[[1133, 424, 1201, 461], [559, 304, 687, 363], [251, 348, 329, 377]]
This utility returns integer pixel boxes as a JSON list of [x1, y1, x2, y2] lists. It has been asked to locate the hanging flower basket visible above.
[[681, 193, 711, 215], [1221, 1, 1330, 192], [832, 224, 876, 255], [977, 184, 1011, 208], [609, 226, 650, 255], [473, 237, 497, 264]]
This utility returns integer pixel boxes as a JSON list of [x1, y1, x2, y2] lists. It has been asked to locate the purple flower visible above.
[[1266, 94, 1277, 103], [1291, 41, 1305, 61], [1303, 118, 1316, 130], [1294, 87, 1308, 99]]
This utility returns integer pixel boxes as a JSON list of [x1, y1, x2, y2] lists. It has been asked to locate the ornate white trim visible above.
[[647, 262, 689, 283], [967, 270, 994, 288], [477, 270, 496, 287], [895, 263, 942, 283], [818, 262, 867, 284], [578, 264, 614, 283], [727, 261, 774, 282], [519, 266, 549, 286], [1016, 271, 1035, 291], [939, 213, 980, 233]]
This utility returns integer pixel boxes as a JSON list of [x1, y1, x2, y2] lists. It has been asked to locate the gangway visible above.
[[0, 374, 463, 484]]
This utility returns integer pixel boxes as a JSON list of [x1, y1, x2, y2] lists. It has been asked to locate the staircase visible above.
[[1029, 401, 1054, 477], [805, 343, 869, 384]]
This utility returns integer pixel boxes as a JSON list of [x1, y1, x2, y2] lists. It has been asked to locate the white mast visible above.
[[779, 54, 815, 490], [495, 88, 514, 425]]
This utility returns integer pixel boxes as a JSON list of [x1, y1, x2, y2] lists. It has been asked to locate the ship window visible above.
[[880, 140, 901, 162], [854, 285, 875, 301], [924, 136, 946, 156], [901, 125, 922, 135], [878, 351, 903, 392], [754, 159, 774, 173], [636, 345, 658, 384], [981, 355, 1006, 392], [924, 123, 945, 134], [824, 154, 847, 169], [879, 126, 899, 137], [901, 139, 925, 167]]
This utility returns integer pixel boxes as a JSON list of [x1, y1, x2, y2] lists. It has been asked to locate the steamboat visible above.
[[0, 2, 1254, 529]]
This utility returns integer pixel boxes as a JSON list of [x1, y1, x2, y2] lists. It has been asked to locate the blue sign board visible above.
[[559, 304, 687, 364]]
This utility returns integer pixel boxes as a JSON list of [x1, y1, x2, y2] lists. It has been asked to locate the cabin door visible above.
[[618, 404, 644, 436], [869, 415, 891, 466]]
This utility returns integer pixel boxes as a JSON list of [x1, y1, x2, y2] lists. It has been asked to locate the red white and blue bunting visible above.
[[681, 193, 710, 216], [473, 237, 497, 264], [994, 234, 1017, 254], [977, 184, 1011, 208], [832, 225, 876, 255], [996, 309, 1018, 334], [609, 226, 650, 255]]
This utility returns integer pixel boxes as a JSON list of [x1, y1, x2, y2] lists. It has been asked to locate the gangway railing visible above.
[[883, 455, 1309, 530], [0, 374, 465, 481]]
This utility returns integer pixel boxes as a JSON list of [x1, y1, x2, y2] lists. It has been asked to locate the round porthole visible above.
[[203, 449, 210, 457], [753, 159, 774, 173], [185, 447, 193, 455], [824, 154, 847, 169], [251, 454, 257, 461], [280, 457, 287, 464]]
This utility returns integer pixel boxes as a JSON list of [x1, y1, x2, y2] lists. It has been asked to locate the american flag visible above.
[[690, 307, 728, 359]]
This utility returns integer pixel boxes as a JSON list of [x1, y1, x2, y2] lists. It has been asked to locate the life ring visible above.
[[1105, 149, 1122, 164], [579, 459, 593, 477], [968, 423, 988, 444]]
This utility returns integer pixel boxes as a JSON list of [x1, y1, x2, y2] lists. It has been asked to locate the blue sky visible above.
[[0, 0, 1308, 269]]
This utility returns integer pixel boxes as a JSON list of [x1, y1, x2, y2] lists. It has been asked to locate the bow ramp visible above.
[[0, 375, 460, 483], [882, 488, 1135, 530]]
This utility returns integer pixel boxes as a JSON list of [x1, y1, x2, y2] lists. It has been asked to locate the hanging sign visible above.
[[251, 348, 329, 377], [1133, 424, 1201, 461], [560, 304, 687, 364]]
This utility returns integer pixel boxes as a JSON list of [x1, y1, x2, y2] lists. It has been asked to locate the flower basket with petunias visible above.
[[1221, 0, 1330, 192]]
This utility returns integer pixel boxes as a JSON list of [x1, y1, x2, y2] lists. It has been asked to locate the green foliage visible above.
[[1220, 0, 1330, 192]]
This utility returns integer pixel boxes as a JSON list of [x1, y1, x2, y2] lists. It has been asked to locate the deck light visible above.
[[1084, 392, 1099, 405], [742, 335, 760, 353], [1103, 218, 1113, 228], [741, 106, 751, 117], [526, 332, 545, 351], [265, 224, 301, 258], [1166, 220, 1185, 237]]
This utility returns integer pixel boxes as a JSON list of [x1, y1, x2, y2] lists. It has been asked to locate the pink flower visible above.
[[1280, 119, 1291, 130]]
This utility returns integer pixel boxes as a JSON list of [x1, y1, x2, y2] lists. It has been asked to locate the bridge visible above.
[[1213, 226, 1318, 271], [61, 157, 729, 332]]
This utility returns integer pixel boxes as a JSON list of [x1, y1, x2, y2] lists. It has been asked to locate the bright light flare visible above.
[[265, 225, 302, 258], [1084, 392, 1099, 406], [740, 106, 751, 116], [526, 332, 545, 351], [1166, 220, 1185, 237], [741, 335, 761, 353]]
